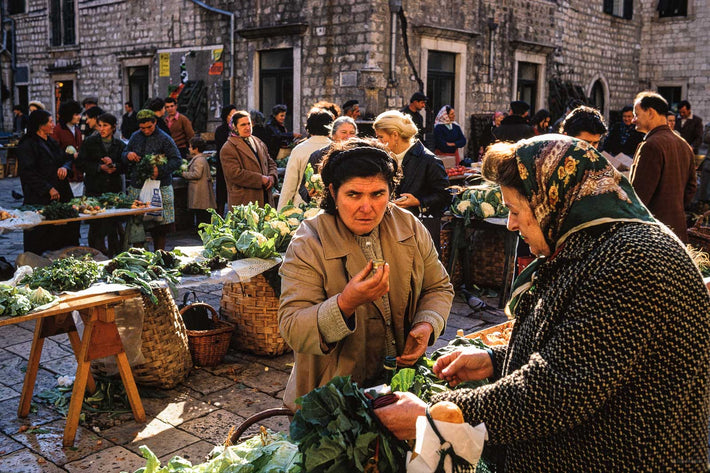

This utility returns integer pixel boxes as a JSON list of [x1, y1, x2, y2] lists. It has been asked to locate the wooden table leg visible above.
[[66, 326, 96, 394], [116, 351, 145, 423], [18, 319, 46, 417], [63, 316, 95, 447]]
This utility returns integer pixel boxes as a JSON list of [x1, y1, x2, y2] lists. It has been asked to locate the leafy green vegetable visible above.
[[290, 376, 407, 473], [0, 284, 48, 317], [40, 201, 79, 220], [236, 230, 278, 259], [104, 249, 181, 303], [21, 256, 101, 292]]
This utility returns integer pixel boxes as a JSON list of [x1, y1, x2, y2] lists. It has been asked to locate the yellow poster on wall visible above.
[[159, 53, 170, 77]]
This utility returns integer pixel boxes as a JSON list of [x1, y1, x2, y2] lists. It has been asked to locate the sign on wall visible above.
[[159, 53, 171, 77]]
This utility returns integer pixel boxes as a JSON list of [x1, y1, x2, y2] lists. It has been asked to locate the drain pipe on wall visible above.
[[188, 0, 235, 104], [388, 0, 401, 85]]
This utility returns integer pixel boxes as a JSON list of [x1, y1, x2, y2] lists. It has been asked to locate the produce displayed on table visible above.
[[69, 196, 105, 215], [37, 201, 79, 220], [446, 165, 468, 177], [303, 163, 324, 196], [200, 202, 320, 261], [21, 255, 102, 292], [450, 184, 509, 224], [0, 209, 16, 220], [173, 158, 189, 176], [0, 284, 56, 317]]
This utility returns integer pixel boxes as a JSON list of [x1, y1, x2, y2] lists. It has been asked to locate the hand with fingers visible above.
[[432, 348, 494, 387], [337, 260, 390, 317]]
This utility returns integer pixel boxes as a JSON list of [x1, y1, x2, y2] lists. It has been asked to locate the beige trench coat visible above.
[[220, 135, 278, 208], [278, 205, 454, 410], [182, 153, 216, 210]]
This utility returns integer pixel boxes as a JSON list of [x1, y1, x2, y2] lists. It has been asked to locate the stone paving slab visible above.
[[141, 392, 217, 427], [0, 430, 24, 456], [204, 384, 284, 420], [5, 338, 74, 364], [0, 447, 66, 472], [99, 417, 200, 458], [179, 366, 236, 397], [0, 324, 34, 347], [63, 445, 146, 473], [0, 383, 20, 402], [178, 409, 245, 446], [158, 440, 216, 467], [0, 399, 62, 436]]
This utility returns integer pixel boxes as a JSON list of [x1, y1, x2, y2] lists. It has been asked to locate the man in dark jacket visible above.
[[630, 91, 696, 242], [675, 100, 703, 153], [493, 101, 535, 142], [121, 101, 139, 140], [601, 105, 645, 157], [264, 104, 301, 161], [400, 92, 427, 141]]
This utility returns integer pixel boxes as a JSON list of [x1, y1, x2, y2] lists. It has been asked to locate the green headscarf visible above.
[[507, 134, 656, 316]]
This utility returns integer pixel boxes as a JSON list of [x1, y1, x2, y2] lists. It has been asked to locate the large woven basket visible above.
[[221, 270, 291, 357], [468, 225, 510, 289], [182, 303, 234, 367], [688, 210, 710, 254], [130, 287, 192, 388]]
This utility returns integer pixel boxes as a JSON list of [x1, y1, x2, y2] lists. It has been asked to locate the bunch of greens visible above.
[[134, 430, 301, 473], [134, 153, 168, 185], [40, 201, 79, 220], [21, 256, 101, 292], [290, 376, 408, 473], [303, 163, 324, 196], [173, 159, 189, 177], [97, 192, 137, 209], [450, 184, 508, 224], [178, 256, 228, 276], [389, 336, 492, 402], [37, 375, 131, 418], [0, 284, 56, 317], [104, 248, 181, 303]]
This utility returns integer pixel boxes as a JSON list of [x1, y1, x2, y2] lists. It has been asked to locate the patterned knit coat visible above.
[[433, 222, 710, 472]]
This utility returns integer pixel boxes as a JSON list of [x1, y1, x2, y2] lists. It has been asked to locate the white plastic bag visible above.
[[139, 179, 164, 222]]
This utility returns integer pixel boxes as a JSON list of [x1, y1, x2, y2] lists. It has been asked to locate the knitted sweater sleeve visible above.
[[431, 235, 674, 445]]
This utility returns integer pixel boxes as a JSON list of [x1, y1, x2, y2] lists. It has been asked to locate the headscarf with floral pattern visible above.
[[507, 134, 656, 316], [434, 106, 454, 128]]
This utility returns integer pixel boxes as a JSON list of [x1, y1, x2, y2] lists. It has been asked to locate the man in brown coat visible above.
[[630, 91, 696, 242], [164, 97, 195, 159], [219, 110, 278, 208]]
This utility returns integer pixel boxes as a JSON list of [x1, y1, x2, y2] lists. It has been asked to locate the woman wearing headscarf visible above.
[[278, 138, 453, 411], [52, 100, 84, 196], [433, 105, 466, 164], [375, 135, 710, 471], [19, 110, 79, 253], [373, 110, 451, 253]]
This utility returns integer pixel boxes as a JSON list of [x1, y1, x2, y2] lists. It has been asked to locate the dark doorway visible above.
[[259, 49, 293, 123], [128, 66, 150, 110], [517, 62, 538, 112]]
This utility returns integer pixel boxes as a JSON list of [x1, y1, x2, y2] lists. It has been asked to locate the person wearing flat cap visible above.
[[400, 92, 427, 141], [342, 100, 361, 120]]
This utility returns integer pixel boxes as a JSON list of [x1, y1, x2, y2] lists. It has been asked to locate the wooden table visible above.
[[0, 288, 146, 446], [34, 206, 162, 226]]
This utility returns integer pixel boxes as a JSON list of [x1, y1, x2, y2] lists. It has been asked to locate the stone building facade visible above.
[[0, 0, 706, 144]]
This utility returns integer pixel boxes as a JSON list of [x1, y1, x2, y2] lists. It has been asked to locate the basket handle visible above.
[[693, 210, 710, 230], [179, 302, 221, 321], [181, 291, 199, 309], [226, 407, 294, 445]]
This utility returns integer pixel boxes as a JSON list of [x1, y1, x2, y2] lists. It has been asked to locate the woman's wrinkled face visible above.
[[139, 120, 156, 136], [39, 117, 54, 136], [332, 123, 357, 141], [501, 185, 551, 257], [331, 175, 390, 236], [97, 121, 115, 139], [448, 109, 456, 121]]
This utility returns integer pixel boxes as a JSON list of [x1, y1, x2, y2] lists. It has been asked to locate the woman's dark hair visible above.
[[250, 110, 265, 127], [25, 110, 52, 137], [57, 100, 81, 125], [531, 109, 550, 128], [97, 113, 117, 128], [319, 138, 400, 215], [272, 104, 287, 116], [221, 104, 237, 124], [189, 136, 207, 152], [481, 141, 525, 196], [85, 106, 105, 119], [559, 106, 607, 136], [305, 108, 334, 136]]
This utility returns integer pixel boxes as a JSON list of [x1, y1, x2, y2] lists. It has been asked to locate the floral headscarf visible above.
[[507, 134, 656, 316], [434, 106, 454, 128]]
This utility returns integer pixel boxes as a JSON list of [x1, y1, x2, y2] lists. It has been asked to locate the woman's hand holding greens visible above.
[[337, 260, 390, 316]]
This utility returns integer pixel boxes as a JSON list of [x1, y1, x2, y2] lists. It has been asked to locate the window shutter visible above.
[[49, 0, 62, 46], [603, 0, 614, 13], [623, 0, 634, 19]]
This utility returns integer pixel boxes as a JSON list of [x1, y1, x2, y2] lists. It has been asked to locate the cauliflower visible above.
[[65, 145, 77, 155], [287, 217, 300, 227], [303, 207, 320, 219], [456, 200, 472, 213], [480, 202, 496, 219], [250, 210, 259, 225], [271, 220, 290, 236], [281, 207, 303, 217]]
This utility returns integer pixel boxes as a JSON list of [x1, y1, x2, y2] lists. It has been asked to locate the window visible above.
[[49, 0, 76, 46], [657, 0, 687, 17], [259, 49, 293, 124], [603, 0, 633, 19], [426, 51, 456, 119], [657, 86, 682, 112], [8, 0, 26, 14], [53, 79, 74, 112], [517, 62, 539, 112]]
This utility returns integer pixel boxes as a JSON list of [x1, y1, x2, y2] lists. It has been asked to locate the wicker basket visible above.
[[688, 210, 710, 254], [221, 270, 291, 356], [129, 287, 192, 388], [182, 302, 234, 367], [468, 225, 510, 289]]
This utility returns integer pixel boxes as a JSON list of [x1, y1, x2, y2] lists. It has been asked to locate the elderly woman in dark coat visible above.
[[376, 135, 710, 471], [19, 110, 79, 253]]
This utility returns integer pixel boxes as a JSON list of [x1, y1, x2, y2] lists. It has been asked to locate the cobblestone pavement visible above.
[[0, 176, 507, 472]]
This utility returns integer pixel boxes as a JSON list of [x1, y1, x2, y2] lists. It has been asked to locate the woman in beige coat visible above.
[[278, 138, 454, 411], [182, 136, 216, 226]]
